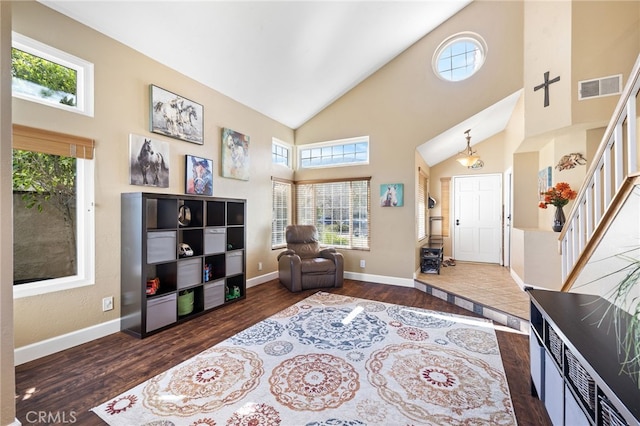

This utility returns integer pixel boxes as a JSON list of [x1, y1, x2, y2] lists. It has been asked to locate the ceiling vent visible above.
[[578, 74, 622, 100]]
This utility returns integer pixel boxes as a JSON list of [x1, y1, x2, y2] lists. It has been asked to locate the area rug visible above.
[[92, 292, 517, 425]]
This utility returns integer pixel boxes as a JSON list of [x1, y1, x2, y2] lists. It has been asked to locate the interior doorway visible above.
[[452, 174, 502, 263]]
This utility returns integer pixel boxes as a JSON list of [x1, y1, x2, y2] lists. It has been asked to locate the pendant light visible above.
[[456, 129, 480, 167]]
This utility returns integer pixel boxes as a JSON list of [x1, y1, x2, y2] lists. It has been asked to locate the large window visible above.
[[295, 178, 370, 250], [12, 32, 94, 116], [272, 178, 292, 248], [12, 125, 95, 298], [298, 136, 369, 169]]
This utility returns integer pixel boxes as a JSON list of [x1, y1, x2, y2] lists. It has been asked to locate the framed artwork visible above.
[[221, 127, 250, 181], [538, 166, 552, 200], [380, 183, 404, 207], [129, 134, 170, 188], [150, 84, 204, 144], [185, 155, 213, 196]]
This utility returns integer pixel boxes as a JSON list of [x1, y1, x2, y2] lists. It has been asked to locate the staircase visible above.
[[560, 54, 640, 293]]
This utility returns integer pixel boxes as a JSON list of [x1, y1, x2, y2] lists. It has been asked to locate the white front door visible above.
[[453, 174, 502, 263]]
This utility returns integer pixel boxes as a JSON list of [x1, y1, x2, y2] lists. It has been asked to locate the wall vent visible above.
[[578, 74, 622, 100]]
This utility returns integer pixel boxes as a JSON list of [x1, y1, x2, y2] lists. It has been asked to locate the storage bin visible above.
[[547, 325, 563, 366], [147, 231, 176, 263], [529, 330, 544, 399], [566, 348, 596, 411], [226, 251, 243, 276], [177, 257, 202, 289], [204, 227, 226, 254], [178, 290, 194, 316], [204, 279, 225, 310], [146, 293, 176, 333]]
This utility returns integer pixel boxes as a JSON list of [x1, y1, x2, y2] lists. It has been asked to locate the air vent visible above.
[[578, 74, 622, 100]]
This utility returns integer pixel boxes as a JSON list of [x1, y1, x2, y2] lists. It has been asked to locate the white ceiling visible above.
[[39, 0, 471, 129]]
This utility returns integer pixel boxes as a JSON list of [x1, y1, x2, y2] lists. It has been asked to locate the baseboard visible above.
[[345, 271, 414, 287], [246, 271, 278, 288], [14, 319, 120, 366]]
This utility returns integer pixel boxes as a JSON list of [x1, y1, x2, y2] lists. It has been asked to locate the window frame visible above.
[[272, 138, 292, 169], [432, 32, 487, 82], [298, 136, 369, 170], [271, 178, 293, 249], [12, 31, 95, 117], [12, 126, 95, 299], [417, 172, 427, 241]]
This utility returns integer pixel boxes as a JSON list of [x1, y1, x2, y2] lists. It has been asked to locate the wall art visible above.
[[185, 155, 213, 196], [150, 84, 203, 144], [221, 127, 250, 181], [556, 153, 587, 171], [380, 183, 404, 207], [538, 166, 552, 201], [129, 134, 169, 188]]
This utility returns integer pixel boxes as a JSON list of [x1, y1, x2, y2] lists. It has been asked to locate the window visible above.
[[298, 136, 369, 169], [433, 32, 486, 82], [272, 178, 292, 248], [12, 32, 94, 116], [295, 178, 370, 250], [417, 172, 427, 241], [272, 138, 291, 168], [12, 125, 95, 298]]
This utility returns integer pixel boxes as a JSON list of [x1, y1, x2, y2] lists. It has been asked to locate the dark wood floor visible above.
[[15, 279, 551, 425]]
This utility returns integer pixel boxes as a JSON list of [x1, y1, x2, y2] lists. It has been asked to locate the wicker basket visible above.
[[599, 396, 628, 426], [547, 326, 563, 365], [565, 348, 596, 411]]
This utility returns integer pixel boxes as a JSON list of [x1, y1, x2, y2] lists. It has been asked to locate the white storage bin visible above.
[[529, 329, 545, 400], [204, 279, 225, 310], [226, 251, 243, 276], [146, 293, 176, 332], [565, 384, 590, 426], [204, 227, 226, 254], [147, 231, 176, 263], [177, 257, 202, 289], [544, 351, 564, 426]]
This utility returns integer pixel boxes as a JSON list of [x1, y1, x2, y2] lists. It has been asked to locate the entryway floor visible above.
[[416, 261, 530, 332]]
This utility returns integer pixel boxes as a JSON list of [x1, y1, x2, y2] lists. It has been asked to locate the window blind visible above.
[[12, 124, 95, 159], [417, 170, 427, 240], [271, 178, 292, 248]]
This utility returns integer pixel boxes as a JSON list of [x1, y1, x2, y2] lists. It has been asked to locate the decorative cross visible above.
[[534, 71, 560, 107]]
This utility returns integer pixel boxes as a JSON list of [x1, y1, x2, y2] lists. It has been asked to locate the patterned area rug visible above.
[[92, 292, 517, 425]]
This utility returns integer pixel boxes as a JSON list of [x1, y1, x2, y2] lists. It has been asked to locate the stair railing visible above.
[[559, 54, 640, 290]]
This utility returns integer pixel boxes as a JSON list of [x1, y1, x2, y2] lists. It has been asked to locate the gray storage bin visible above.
[[177, 257, 202, 289], [147, 231, 176, 263], [204, 279, 225, 310], [226, 251, 243, 276], [204, 227, 226, 254], [146, 293, 176, 332]]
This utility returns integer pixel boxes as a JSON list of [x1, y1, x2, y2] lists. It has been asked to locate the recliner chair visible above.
[[277, 225, 344, 292]]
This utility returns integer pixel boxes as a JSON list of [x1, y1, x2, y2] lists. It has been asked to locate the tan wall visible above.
[[295, 0, 524, 274], [11, 2, 294, 347]]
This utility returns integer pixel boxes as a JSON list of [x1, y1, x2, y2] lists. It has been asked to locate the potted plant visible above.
[[538, 182, 577, 231]]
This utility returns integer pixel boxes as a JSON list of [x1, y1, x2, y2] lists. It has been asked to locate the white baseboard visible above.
[[246, 271, 278, 288], [14, 319, 120, 366], [345, 271, 415, 287]]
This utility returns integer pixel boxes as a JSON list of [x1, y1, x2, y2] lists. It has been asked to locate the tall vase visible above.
[[552, 205, 565, 232]]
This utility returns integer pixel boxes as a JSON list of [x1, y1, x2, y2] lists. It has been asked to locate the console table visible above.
[[529, 289, 639, 426]]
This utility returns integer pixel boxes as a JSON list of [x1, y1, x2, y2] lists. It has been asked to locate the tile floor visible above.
[[415, 261, 530, 333]]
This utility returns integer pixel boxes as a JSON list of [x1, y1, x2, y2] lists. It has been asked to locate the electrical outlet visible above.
[[102, 296, 114, 312], [258, 262, 263, 271], [360, 259, 366, 268]]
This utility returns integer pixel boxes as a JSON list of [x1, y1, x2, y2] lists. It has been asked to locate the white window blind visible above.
[[271, 178, 292, 248], [418, 172, 427, 240], [295, 178, 370, 250]]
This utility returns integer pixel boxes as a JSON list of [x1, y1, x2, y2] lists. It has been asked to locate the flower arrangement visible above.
[[538, 182, 577, 209]]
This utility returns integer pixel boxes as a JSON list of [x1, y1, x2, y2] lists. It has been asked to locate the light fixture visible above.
[[456, 129, 480, 167]]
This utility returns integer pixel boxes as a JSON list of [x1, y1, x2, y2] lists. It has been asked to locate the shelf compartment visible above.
[[177, 257, 202, 290], [227, 202, 245, 225], [227, 227, 244, 250], [177, 287, 203, 318], [146, 262, 177, 296], [179, 229, 203, 257], [204, 254, 225, 281], [147, 231, 177, 264], [204, 279, 225, 310], [204, 227, 226, 254], [226, 251, 243, 276], [146, 198, 177, 229], [546, 324, 563, 368], [146, 293, 176, 333], [207, 201, 225, 226], [179, 199, 204, 228], [226, 274, 245, 301], [565, 347, 596, 415]]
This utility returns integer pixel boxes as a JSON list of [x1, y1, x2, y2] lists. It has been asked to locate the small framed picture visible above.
[[185, 155, 213, 196], [129, 134, 169, 188], [380, 183, 404, 207], [150, 85, 204, 144]]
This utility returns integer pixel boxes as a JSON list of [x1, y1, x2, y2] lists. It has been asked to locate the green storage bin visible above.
[[178, 290, 194, 316]]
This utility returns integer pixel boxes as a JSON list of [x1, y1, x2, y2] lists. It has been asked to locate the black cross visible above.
[[534, 71, 560, 107]]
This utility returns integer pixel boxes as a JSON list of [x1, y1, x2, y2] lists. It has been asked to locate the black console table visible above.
[[420, 240, 443, 274], [528, 289, 639, 426]]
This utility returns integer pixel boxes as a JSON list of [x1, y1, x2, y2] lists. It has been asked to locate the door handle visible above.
[[456, 219, 460, 226]]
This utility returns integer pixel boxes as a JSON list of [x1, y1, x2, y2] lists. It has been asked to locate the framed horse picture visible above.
[[150, 85, 204, 144], [185, 155, 213, 196], [129, 134, 170, 188], [380, 183, 404, 207]]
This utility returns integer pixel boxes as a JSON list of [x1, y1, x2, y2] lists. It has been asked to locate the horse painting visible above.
[[186, 155, 213, 195], [150, 85, 203, 144], [221, 128, 250, 181], [380, 184, 404, 207], [129, 135, 169, 188]]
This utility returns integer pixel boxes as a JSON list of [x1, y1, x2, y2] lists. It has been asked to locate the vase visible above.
[[552, 205, 565, 232]]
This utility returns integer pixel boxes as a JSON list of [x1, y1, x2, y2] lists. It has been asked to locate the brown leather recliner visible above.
[[277, 225, 344, 292]]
